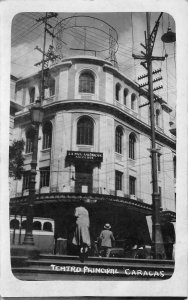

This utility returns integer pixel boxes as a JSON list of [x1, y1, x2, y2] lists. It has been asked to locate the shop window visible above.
[[115, 170, 123, 191], [129, 176, 136, 195], [40, 167, 50, 188], [23, 171, 30, 190], [10, 219, 19, 229], [129, 133, 136, 160], [77, 116, 94, 145], [42, 122, 52, 149], [115, 83, 121, 101], [25, 128, 35, 153], [43, 222, 52, 232], [49, 77, 55, 96], [123, 88, 129, 105], [131, 93, 136, 110], [29, 87, 35, 103], [115, 126, 123, 154], [79, 71, 95, 93]]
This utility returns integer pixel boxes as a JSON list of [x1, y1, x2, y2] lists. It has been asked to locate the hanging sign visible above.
[[66, 151, 103, 163]]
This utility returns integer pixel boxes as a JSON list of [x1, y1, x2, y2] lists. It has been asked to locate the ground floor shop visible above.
[[10, 193, 176, 259]]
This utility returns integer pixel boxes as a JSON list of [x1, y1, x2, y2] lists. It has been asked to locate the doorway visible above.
[[75, 163, 93, 193]]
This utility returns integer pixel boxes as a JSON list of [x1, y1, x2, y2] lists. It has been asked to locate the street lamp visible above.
[[23, 100, 44, 246]]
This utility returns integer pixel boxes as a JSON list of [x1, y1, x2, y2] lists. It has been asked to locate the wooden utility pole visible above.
[[133, 12, 166, 259], [35, 12, 59, 102], [23, 13, 58, 247]]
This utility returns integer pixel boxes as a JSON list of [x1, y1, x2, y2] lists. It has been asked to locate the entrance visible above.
[[75, 163, 93, 193]]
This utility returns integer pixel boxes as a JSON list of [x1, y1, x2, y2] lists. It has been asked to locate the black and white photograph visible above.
[[0, 0, 188, 298]]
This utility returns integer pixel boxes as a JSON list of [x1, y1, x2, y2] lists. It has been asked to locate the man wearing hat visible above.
[[99, 223, 115, 257]]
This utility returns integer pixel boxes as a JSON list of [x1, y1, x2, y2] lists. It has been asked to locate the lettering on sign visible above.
[[50, 264, 166, 278], [66, 151, 103, 162]]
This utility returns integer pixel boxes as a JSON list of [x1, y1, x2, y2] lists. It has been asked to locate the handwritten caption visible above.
[[50, 264, 165, 278]]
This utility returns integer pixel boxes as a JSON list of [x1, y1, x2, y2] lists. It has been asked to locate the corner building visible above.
[[10, 55, 176, 251]]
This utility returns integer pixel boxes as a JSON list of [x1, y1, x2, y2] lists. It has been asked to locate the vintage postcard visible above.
[[0, 0, 187, 298]]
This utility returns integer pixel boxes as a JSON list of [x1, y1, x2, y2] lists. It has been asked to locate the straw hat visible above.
[[104, 223, 111, 230]]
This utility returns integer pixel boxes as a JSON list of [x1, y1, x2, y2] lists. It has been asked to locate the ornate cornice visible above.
[[10, 192, 153, 214], [14, 100, 176, 150]]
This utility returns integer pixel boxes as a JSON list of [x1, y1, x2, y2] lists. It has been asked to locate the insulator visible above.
[[152, 68, 161, 75]]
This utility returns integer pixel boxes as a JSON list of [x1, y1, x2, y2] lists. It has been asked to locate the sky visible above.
[[11, 12, 176, 108]]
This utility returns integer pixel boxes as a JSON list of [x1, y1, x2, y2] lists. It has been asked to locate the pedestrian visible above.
[[99, 223, 115, 257], [161, 219, 175, 260], [72, 200, 91, 262]]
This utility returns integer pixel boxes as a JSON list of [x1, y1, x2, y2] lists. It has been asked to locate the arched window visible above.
[[25, 128, 35, 153], [33, 221, 41, 230], [49, 77, 55, 96], [115, 126, 123, 154], [115, 83, 121, 101], [156, 109, 160, 126], [43, 222, 52, 232], [124, 88, 129, 105], [131, 93, 136, 110], [42, 122, 52, 149], [129, 133, 136, 159], [77, 116, 94, 145], [29, 87, 35, 103], [79, 71, 95, 93], [10, 219, 19, 229]]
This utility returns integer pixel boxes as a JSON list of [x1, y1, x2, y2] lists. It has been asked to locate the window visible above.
[[10, 219, 19, 229], [42, 122, 52, 149], [25, 128, 35, 153], [156, 109, 160, 127], [33, 221, 41, 230], [79, 72, 95, 93], [49, 78, 55, 96], [129, 176, 136, 195], [157, 153, 161, 172], [40, 167, 50, 188], [43, 222, 52, 232], [21, 220, 27, 229], [129, 133, 136, 159], [123, 88, 129, 105], [23, 171, 30, 190], [115, 171, 123, 191], [29, 87, 35, 103], [115, 126, 123, 154], [115, 83, 121, 101], [77, 116, 94, 145], [173, 156, 176, 178], [159, 186, 162, 207], [131, 93, 136, 110]]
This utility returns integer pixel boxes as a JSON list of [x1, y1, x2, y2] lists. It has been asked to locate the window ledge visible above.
[[24, 152, 32, 156], [79, 92, 95, 95], [77, 144, 94, 147], [115, 152, 123, 157], [41, 148, 51, 153]]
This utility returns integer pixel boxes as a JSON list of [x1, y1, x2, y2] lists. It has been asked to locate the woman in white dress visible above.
[[72, 201, 91, 261]]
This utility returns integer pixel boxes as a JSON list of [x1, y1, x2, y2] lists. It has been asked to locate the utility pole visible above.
[[133, 12, 166, 259], [23, 13, 58, 248], [35, 12, 59, 102]]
